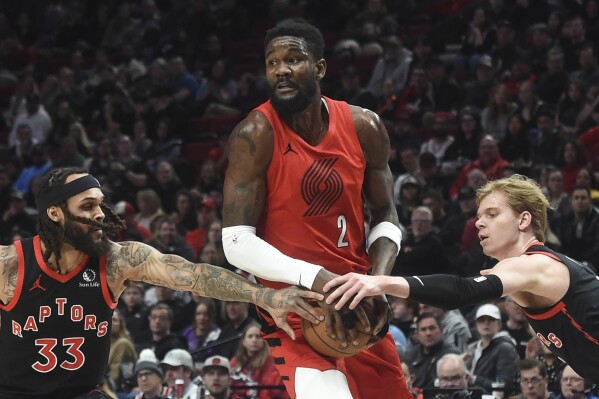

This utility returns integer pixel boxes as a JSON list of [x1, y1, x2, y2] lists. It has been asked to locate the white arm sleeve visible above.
[[222, 225, 324, 289]]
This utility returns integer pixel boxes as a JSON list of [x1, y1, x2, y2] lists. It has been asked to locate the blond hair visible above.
[[476, 174, 550, 241]]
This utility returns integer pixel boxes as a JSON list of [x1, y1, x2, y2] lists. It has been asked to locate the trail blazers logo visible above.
[[301, 158, 343, 216]]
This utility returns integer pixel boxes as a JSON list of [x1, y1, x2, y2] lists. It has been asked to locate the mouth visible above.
[[479, 235, 488, 244], [276, 80, 297, 94]]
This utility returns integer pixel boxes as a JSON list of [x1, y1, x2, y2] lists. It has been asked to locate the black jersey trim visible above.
[[0, 240, 25, 311], [33, 235, 89, 282]]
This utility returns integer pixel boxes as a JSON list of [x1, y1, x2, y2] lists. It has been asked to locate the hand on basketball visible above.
[[263, 286, 325, 340], [321, 301, 371, 347], [323, 272, 385, 310]]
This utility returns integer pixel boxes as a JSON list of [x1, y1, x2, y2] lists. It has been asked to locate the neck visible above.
[[153, 330, 169, 341], [507, 318, 527, 329], [41, 240, 87, 274], [496, 234, 537, 261], [212, 389, 231, 399], [283, 98, 327, 146]]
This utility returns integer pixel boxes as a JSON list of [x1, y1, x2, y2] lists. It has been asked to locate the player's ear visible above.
[[47, 205, 64, 223], [519, 211, 532, 229], [315, 59, 326, 81]]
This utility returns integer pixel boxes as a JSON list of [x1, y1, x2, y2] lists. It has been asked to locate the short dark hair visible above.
[[264, 21, 325, 60], [572, 184, 591, 197], [519, 358, 547, 378], [417, 312, 440, 328]]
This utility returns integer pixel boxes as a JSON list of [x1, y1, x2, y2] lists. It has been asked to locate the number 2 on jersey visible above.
[[337, 215, 349, 248]]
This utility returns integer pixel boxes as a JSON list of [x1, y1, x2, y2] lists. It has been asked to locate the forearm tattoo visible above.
[[107, 241, 278, 306]]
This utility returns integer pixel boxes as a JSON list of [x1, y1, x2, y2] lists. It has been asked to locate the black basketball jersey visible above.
[[521, 244, 599, 383], [0, 236, 116, 398]]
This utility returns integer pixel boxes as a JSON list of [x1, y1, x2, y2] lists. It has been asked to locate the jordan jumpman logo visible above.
[[29, 274, 46, 291], [284, 143, 298, 155]]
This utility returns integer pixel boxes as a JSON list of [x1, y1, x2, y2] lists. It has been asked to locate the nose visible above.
[[275, 62, 291, 77], [475, 217, 483, 229]]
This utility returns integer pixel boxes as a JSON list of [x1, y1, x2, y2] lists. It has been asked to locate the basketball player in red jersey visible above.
[[0, 167, 323, 399], [221, 22, 409, 398]]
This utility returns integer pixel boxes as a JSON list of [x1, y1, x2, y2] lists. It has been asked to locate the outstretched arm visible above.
[[107, 241, 323, 339], [324, 254, 569, 309]]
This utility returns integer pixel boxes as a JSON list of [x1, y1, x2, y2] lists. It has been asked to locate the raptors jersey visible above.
[[0, 236, 116, 398], [522, 243, 599, 383], [255, 97, 370, 293]]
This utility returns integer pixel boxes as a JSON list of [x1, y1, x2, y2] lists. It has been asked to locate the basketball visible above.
[[301, 299, 381, 358]]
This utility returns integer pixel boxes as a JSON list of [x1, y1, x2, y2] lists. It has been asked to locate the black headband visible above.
[[37, 175, 101, 212]]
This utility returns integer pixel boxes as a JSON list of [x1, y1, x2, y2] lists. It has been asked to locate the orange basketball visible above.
[[301, 300, 378, 358]]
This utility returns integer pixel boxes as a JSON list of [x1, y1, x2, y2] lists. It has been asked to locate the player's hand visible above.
[[261, 287, 324, 340], [321, 301, 371, 347], [323, 272, 384, 310], [369, 295, 391, 337]]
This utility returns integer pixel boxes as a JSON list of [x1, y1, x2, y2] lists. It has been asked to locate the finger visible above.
[[373, 315, 386, 336], [298, 290, 324, 302], [294, 300, 324, 324], [349, 291, 367, 310], [332, 286, 361, 310], [333, 312, 348, 346], [325, 283, 348, 304], [354, 305, 370, 332], [279, 320, 296, 341], [325, 310, 335, 339], [347, 327, 360, 346], [323, 275, 350, 292], [480, 269, 492, 275]]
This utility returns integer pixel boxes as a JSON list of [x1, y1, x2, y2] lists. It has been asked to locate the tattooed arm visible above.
[[0, 245, 18, 308], [107, 241, 323, 339]]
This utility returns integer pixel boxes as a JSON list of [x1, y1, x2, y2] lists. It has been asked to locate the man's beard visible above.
[[268, 77, 317, 115], [63, 213, 111, 257]]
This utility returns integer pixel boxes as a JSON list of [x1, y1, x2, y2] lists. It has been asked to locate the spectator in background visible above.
[[8, 92, 53, 147], [395, 63, 434, 128], [230, 323, 286, 399], [504, 296, 533, 360], [216, 301, 257, 360], [570, 43, 599, 92], [366, 35, 412, 99], [9, 123, 38, 166], [481, 84, 517, 141], [202, 58, 239, 116], [0, 189, 35, 244], [118, 283, 150, 346], [333, 66, 376, 110], [395, 175, 422, 228], [559, 365, 597, 399], [150, 161, 184, 214], [67, 122, 93, 158], [574, 166, 599, 204], [160, 349, 198, 399], [528, 23, 554, 76], [557, 80, 587, 138], [420, 112, 455, 165], [518, 359, 559, 399], [108, 308, 138, 395], [132, 119, 153, 159], [559, 140, 588, 194], [515, 81, 543, 131], [491, 20, 520, 76], [436, 354, 469, 389], [182, 298, 221, 361], [138, 303, 188, 360], [418, 304, 472, 353], [499, 114, 531, 172], [406, 312, 460, 389], [537, 48, 569, 107], [168, 56, 198, 107], [393, 206, 451, 277], [442, 186, 478, 255], [193, 160, 223, 199], [454, 7, 495, 81], [147, 215, 196, 262], [172, 189, 198, 235], [12, 144, 52, 194], [443, 107, 482, 178], [114, 200, 153, 242], [464, 55, 499, 109], [200, 356, 235, 399], [529, 106, 566, 168], [558, 185, 599, 273], [132, 356, 166, 399], [135, 188, 165, 232], [421, 189, 448, 235], [110, 134, 150, 204], [88, 137, 114, 187], [53, 136, 86, 168], [393, 147, 422, 204], [449, 135, 509, 200], [145, 119, 182, 173], [464, 303, 520, 394], [562, 15, 588, 72], [185, 198, 219, 258]]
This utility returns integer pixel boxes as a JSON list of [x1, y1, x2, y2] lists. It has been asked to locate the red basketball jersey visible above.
[[255, 97, 370, 290]]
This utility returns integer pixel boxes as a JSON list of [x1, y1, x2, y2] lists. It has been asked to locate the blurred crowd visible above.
[[1, 0, 599, 398]]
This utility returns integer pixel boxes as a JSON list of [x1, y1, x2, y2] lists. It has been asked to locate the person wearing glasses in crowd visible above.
[[559, 366, 598, 399], [518, 359, 559, 399]]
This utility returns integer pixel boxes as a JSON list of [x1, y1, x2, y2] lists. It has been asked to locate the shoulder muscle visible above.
[[350, 105, 390, 168]]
